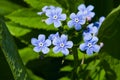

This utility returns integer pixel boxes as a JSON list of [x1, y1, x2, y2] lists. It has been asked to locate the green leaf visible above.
[[98, 5, 120, 80], [0, 19, 30, 80], [6, 22, 31, 37], [24, 0, 60, 9], [6, 8, 57, 30], [0, 0, 22, 15], [60, 66, 73, 72]]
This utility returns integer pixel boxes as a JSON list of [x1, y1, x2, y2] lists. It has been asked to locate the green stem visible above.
[[72, 47, 79, 80]]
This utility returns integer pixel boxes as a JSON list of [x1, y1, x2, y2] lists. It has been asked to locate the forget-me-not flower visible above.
[[78, 4, 95, 21], [48, 32, 60, 41], [53, 34, 73, 55], [37, 6, 55, 15], [79, 37, 100, 55], [45, 7, 66, 28], [67, 12, 86, 30], [31, 34, 51, 54]]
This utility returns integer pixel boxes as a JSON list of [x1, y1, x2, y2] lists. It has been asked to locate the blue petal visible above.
[[88, 12, 95, 18], [87, 5, 94, 11], [44, 39, 51, 46], [83, 33, 92, 41], [86, 48, 93, 55], [54, 20, 61, 27], [93, 45, 100, 53], [33, 47, 41, 52], [70, 13, 76, 19], [45, 18, 53, 24], [61, 48, 69, 55], [42, 6, 48, 12], [61, 34, 68, 43], [66, 41, 73, 48], [91, 37, 98, 44], [38, 34, 45, 42], [67, 20, 74, 28], [53, 46, 60, 53], [56, 7, 62, 15], [60, 14, 66, 21], [42, 47, 49, 54], [46, 10, 52, 17], [79, 43, 87, 51], [75, 24, 81, 30], [53, 38, 60, 45], [78, 4, 86, 11], [31, 38, 38, 46]]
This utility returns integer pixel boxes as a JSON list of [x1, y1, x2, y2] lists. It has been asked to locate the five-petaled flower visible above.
[[79, 37, 100, 55], [31, 34, 51, 54], [45, 7, 66, 28], [78, 4, 95, 21], [67, 12, 86, 30], [53, 34, 73, 55]]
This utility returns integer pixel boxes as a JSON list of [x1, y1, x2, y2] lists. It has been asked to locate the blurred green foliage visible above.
[[0, 0, 120, 80]]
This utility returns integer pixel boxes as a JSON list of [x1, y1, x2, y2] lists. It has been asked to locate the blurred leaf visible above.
[[6, 8, 57, 30], [98, 5, 120, 80], [6, 22, 31, 37], [19, 47, 39, 65], [0, 0, 22, 15], [24, 0, 60, 9], [58, 77, 70, 80], [0, 20, 30, 80], [60, 65, 73, 72]]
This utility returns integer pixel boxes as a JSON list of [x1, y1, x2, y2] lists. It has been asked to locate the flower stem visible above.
[[72, 47, 79, 80], [81, 54, 85, 64]]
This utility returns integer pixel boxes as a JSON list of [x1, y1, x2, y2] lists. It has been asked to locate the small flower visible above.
[[53, 34, 73, 55], [48, 32, 59, 41], [31, 34, 51, 54], [37, 6, 55, 15], [45, 7, 66, 28], [67, 12, 86, 30], [78, 4, 95, 21], [79, 37, 100, 55], [94, 16, 105, 28]]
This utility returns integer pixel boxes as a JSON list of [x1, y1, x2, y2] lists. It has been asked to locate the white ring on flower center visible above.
[[60, 43, 64, 47], [87, 43, 92, 48], [75, 18, 79, 23], [39, 42, 43, 47], [53, 15, 58, 19]]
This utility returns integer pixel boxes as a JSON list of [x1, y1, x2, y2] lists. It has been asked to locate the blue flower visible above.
[[67, 12, 86, 30], [31, 34, 51, 54], [53, 34, 73, 55], [78, 4, 95, 21], [37, 6, 55, 15], [45, 7, 66, 28], [94, 16, 105, 28], [79, 37, 100, 55], [48, 32, 59, 41]]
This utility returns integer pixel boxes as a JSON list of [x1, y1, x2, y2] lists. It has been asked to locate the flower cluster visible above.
[[31, 4, 105, 55]]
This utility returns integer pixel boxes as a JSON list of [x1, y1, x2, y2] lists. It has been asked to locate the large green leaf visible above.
[[0, 20, 30, 80], [0, 0, 22, 15], [98, 5, 120, 80], [6, 8, 57, 30], [24, 0, 60, 9]]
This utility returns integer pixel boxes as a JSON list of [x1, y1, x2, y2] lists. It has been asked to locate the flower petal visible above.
[[53, 46, 60, 53], [79, 43, 87, 51], [91, 37, 98, 44], [54, 20, 61, 27], [42, 47, 49, 54], [67, 20, 74, 28], [66, 41, 73, 48], [88, 12, 95, 18], [53, 38, 60, 45], [87, 5, 94, 11], [31, 38, 38, 46], [45, 10, 52, 17], [44, 39, 51, 46], [86, 48, 93, 55], [74, 24, 81, 30], [60, 14, 66, 21], [61, 34, 68, 42], [78, 4, 86, 11], [38, 34, 45, 42], [61, 48, 69, 55], [93, 45, 100, 53], [45, 18, 53, 25], [33, 47, 41, 52], [83, 33, 92, 41], [56, 7, 62, 14], [70, 13, 76, 19]]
